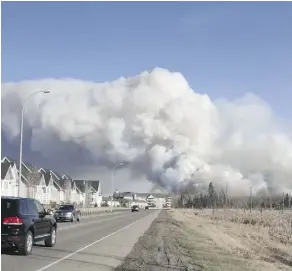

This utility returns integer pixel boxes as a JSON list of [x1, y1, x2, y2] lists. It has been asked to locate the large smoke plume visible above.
[[2, 68, 292, 196]]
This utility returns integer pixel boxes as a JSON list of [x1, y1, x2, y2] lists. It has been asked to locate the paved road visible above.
[[2, 209, 160, 271]]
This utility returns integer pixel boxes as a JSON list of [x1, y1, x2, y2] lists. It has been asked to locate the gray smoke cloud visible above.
[[2, 68, 292, 196]]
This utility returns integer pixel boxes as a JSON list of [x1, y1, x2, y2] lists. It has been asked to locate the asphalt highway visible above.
[[2, 209, 160, 271]]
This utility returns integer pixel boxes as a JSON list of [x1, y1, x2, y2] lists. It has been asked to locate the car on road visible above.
[[145, 206, 149, 210], [131, 205, 139, 212], [1, 196, 57, 255], [54, 204, 81, 222]]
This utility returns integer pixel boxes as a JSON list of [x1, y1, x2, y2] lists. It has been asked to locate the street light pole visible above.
[[110, 162, 127, 212], [18, 90, 50, 197]]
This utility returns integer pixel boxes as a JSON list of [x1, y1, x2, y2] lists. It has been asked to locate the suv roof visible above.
[[2, 196, 22, 199], [58, 204, 74, 209], [1, 196, 32, 200]]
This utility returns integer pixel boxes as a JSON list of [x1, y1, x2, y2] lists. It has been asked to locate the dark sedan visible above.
[[54, 204, 80, 222], [131, 205, 139, 212]]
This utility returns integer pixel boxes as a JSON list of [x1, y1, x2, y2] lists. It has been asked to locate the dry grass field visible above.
[[170, 208, 292, 270], [116, 209, 292, 270]]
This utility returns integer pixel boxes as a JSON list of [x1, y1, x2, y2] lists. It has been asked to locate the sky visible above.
[[1, 2, 292, 194]]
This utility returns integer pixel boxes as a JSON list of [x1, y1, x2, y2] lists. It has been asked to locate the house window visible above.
[[42, 186, 47, 193]]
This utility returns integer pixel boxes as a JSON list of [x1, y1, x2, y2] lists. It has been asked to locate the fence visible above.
[[47, 206, 130, 216], [79, 207, 129, 216]]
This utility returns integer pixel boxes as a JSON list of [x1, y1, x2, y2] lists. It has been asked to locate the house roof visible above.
[[22, 163, 41, 185], [61, 175, 74, 189], [1, 157, 75, 188], [39, 167, 51, 173], [74, 180, 86, 193], [38, 168, 56, 187], [73, 180, 100, 193], [42, 172, 52, 186], [4, 157, 18, 168], [1, 161, 10, 180], [22, 161, 34, 171], [90, 180, 100, 191], [50, 170, 64, 189], [51, 170, 62, 180], [62, 174, 72, 180], [20, 161, 36, 180], [2, 157, 30, 184], [61, 176, 73, 189]]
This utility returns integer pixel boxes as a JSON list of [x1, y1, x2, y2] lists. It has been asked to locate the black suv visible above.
[[1, 196, 57, 255]]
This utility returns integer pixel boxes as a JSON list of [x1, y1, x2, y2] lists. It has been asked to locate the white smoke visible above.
[[2, 68, 292, 196]]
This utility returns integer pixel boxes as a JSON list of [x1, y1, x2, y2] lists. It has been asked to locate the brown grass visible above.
[[169, 208, 292, 271]]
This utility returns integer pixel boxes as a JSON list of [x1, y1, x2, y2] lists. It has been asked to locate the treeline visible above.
[[173, 182, 292, 210]]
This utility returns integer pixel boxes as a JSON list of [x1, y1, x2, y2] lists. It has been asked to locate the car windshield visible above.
[[1, 198, 18, 217], [133, 205, 138, 208], [58, 205, 74, 210]]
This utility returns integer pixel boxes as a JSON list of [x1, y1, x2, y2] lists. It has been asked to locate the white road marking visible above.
[[35, 211, 158, 271]]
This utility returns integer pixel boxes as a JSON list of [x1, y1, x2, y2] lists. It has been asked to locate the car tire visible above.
[[45, 226, 57, 247], [18, 230, 33, 256]]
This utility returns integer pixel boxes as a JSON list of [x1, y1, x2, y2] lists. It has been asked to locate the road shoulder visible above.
[[116, 209, 201, 271]]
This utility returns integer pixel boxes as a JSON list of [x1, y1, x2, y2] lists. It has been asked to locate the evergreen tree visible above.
[[208, 182, 215, 208], [284, 193, 290, 208], [199, 192, 203, 208]]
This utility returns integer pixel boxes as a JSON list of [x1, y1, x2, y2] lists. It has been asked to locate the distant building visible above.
[[143, 193, 172, 209], [112, 190, 172, 209], [101, 196, 120, 207], [166, 196, 172, 208]]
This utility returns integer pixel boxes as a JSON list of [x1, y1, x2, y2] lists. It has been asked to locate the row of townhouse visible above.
[[1, 157, 102, 207]]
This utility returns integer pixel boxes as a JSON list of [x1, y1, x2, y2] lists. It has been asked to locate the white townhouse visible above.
[[50, 170, 65, 204], [1, 157, 30, 198]]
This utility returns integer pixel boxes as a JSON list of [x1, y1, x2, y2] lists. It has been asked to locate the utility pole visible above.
[[282, 192, 285, 213], [225, 182, 228, 209], [18, 90, 50, 196], [85, 181, 89, 207], [250, 186, 252, 214]]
